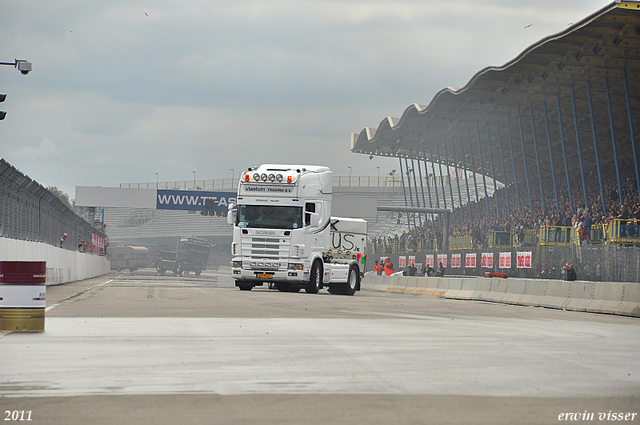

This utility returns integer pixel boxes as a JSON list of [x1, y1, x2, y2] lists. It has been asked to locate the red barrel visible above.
[[0, 261, 46, 284], [0, 261, 46, 332]]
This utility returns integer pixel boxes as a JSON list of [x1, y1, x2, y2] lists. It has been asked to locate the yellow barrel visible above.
[[0, 308, 45, 332]]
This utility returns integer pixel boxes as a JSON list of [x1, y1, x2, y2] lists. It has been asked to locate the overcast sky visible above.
[[1, 0, 608, 198]]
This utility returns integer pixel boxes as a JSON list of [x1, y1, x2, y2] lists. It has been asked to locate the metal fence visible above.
[[0, 159, 106, 251], [368, 244, 640, 283]]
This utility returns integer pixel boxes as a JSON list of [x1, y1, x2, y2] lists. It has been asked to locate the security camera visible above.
[[16, 60, 32, 75]]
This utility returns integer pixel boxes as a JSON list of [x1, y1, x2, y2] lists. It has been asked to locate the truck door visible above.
[[305, 202, 324, 251]]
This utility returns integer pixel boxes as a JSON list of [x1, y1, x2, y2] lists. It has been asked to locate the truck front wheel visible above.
[[305, 261, 322, 294], [237, 280, 253, 291]]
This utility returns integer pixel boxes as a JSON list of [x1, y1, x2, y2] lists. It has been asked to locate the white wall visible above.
[[0, 237, 110, 286]]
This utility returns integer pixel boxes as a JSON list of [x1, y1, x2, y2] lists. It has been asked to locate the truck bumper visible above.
[[232, 268, 308, 283]]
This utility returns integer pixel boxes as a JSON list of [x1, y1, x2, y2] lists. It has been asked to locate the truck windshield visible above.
[[236, 205, 303, 230]]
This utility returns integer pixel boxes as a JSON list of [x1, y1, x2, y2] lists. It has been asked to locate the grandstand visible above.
[[351, 2, 640, 230], [349, 3, 640, 282]]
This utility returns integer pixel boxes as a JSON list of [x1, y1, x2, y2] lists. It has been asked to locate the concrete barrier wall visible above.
[[362, 274, 640, 317], [0, 238, 110, 286]]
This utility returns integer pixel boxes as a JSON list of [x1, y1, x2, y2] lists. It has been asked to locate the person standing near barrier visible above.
[[384, 259, 394, 276], [582, 210, 592, 235], [425, 265, 435, 277], [578, 223, 589, 244], [60, 233, 67, 248], [562, 263, 577, 281], [406, 262, 417, 277], [373, 260, 382, 275]]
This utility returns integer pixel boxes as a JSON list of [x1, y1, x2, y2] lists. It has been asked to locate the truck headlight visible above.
[[288, 263, 303, 271], [232, 261, 242, 268]]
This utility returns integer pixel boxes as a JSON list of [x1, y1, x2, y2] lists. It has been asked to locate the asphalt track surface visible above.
[[1, 268, 639, 424]]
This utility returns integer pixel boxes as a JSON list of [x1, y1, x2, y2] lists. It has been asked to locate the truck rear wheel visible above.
[[345, 263, 359, 296], [305, 261, 322, 294]]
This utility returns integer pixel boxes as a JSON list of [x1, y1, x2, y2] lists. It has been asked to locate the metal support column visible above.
[[416, 148, 429, 226], [496, 121, 511, 216], [485, 122, 499, 216], [586, 81, 607, 215], [506, 113, 522, 213], [542, 102, 560, 211], [378, 206, 450, 251], [404, 157, 417, 227], [529, 103, 546, 214], [467, 127, 481, 220], [430, 149, 441, 210], [570, 85, 589, 211], [437, 143, 448, 213], [398, 157, 411, 228], [443, 138, 457, 223], [623, 68, 640, 203], [603, 77, 621, 208], [517, 105, 534, 213], [556, 94, 574, 214], [475, 121, 491, 218], [422, 147, 435, 223], [451, 138, 465, 221], [410, 156, 423, 226], [459, 138, 473, 221]]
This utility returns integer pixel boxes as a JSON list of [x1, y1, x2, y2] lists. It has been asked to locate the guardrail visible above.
[[362, 274, 640, 317], [605, 219, 640, 246]]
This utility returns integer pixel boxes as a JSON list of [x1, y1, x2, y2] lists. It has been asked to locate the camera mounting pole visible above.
[[0, 59, 32, 74]]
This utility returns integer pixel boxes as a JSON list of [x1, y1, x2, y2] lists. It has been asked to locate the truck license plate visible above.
[[256, 273, 273, 279]]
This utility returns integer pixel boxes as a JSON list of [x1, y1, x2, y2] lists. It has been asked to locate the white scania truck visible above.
[[228, 164, 367, 295]]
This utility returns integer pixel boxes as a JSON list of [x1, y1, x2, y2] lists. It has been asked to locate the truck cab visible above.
[[229, 164, 366, 295]]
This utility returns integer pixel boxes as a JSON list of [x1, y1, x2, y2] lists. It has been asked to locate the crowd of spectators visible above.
[[373, 156, 640, 252]]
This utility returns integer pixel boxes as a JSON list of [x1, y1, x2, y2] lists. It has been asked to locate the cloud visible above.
[[11, 138, 60, 160], [0, 0, 607, 198]]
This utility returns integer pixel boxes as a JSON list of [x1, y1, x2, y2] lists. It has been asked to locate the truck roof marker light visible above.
[[244, 174, 250, 182], [261, 173, 268, 181], [268, 174, 275, 182], [276, 174, 283, 182], [287, 176, 292, 183], [253, 173, 260, 181]]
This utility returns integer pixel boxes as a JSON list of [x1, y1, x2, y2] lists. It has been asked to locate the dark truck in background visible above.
[[155, 236, 211, 276]]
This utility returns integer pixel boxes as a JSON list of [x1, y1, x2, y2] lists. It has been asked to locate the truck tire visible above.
[[275, 282, 291, 292], [237, 281, 253, 291], [306, 261, 322, 294], [155, 261, 166, 274], [345, 263, 359, 296]]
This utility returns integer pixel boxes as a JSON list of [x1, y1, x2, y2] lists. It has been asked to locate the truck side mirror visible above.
[[227, 204, 236, 225], [309, 212, 320, 227]]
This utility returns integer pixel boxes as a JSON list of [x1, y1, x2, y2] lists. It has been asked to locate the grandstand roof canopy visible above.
[[351, 1, 640, 187]]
